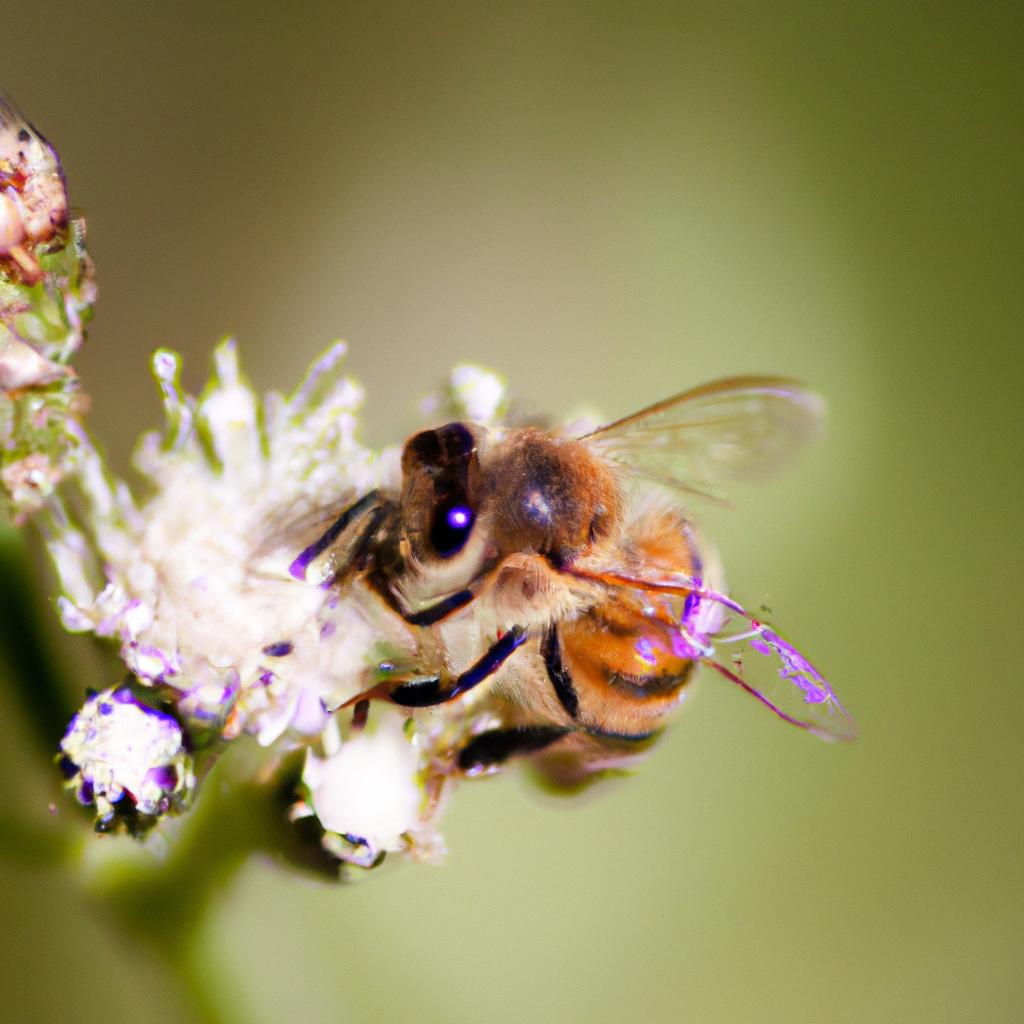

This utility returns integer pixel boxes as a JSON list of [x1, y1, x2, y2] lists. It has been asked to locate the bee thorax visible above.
[[481, 431, 621, 563]]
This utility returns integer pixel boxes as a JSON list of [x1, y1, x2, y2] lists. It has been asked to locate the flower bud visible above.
[[59, 685, 195, 835], [299, 712, 432, 869]]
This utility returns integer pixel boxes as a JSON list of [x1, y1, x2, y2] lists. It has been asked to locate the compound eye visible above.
[[402, 421, 481, 560], [429, 499, 475, 558]]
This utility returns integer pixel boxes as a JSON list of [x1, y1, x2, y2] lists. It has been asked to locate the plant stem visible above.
[[90, 748, 313, 1024], [0, 525, 75, 751]]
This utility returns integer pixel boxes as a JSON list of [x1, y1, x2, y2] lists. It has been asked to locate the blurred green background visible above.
[[2, 3, 1022, 1022]]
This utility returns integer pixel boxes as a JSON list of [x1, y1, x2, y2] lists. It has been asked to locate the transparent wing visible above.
[[565, 562, 856, 743], [705, 612, 857, 743], [579, 376, 824, 501]]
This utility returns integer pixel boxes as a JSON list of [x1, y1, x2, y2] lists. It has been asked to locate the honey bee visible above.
[[291, 376, 856, 787], [0, 93, 68, 283]]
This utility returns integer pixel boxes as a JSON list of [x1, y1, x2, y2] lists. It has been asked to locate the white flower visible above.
[[445, 364, 506, 425], [0, 451, 62, 514], [48, 339, 394, 741], [301, 710, 437, 868], [59, 685, 194, 831], [420, 362, 507, 427], [0, 335, 71, 390]]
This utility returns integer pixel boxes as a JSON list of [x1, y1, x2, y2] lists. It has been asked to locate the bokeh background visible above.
[[2, 3, 1022, 1022]]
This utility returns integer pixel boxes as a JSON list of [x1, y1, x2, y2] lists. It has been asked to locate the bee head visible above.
[[400, 422, 621, 571], [400, 422, 483, 563]]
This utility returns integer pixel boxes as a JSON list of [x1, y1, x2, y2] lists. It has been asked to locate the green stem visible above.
[[0, 525, 75, 750], [94, 768, 255, 1023], [90, 748, 316, 1024], [0, 527, 336, 1021]]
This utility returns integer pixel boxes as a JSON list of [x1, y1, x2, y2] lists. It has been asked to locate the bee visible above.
[[0, 93, 68, 284], [290, 376, 856, 787]]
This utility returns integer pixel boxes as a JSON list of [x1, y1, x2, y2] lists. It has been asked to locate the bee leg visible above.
[[288, 490, 381, 580], [350, 698, 370, 731], [386, 627, 529, 707], [321, 505, 389, 588], [361, 579, 476, 626], [401, 587, 476, 626], [457, 725, 571, 774]]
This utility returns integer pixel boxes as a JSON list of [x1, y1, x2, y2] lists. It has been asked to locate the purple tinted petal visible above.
[[262, 641, 293, 657], [144, 765, 178, 791]]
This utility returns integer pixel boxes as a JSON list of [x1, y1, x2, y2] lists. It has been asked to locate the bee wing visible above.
[[704, 611, 857, 743], [578, 376, 824, 502], [564, 562, 856, 742]]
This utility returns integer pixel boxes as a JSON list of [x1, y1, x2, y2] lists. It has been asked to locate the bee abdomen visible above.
[[541, 618, 695, 744], [605, 661, 696, 698]]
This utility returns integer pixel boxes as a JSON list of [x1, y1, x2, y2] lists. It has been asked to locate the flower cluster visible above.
[[45, 332, 508, 868], [1, 94, 95, 523]]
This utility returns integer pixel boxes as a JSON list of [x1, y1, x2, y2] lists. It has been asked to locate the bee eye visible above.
[[402, 422, 482, 560], [430, 500, 475, 557]]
